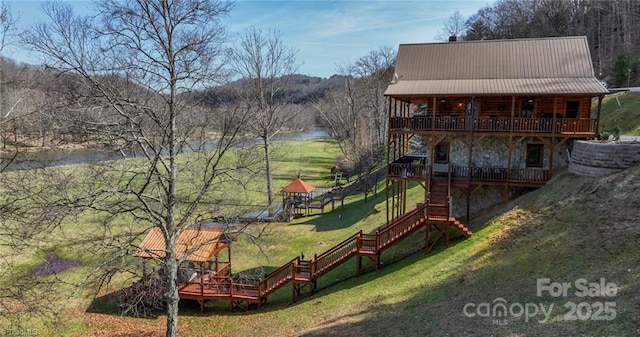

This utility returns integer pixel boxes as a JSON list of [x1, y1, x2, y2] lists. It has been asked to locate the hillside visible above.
[[79, 164, 640, 336], [298, 166, 640, 336], [599, 92, 640, 136], [200, 73, 349, 106]]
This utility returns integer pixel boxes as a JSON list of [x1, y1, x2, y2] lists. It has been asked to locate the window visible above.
[[566, 101, 580, 119], [435, 143, 449, 163], [526, 144, 544, 168], [521, 99, 535, 118]]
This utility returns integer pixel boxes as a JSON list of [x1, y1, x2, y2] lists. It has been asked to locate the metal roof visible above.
[[385, 36, 609, 96], [135, 227, 227, 263]]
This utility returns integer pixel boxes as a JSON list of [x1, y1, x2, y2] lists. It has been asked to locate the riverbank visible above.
[[0, 127, 330, 171]]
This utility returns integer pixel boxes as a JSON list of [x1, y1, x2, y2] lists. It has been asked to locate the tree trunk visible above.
[[165, 232, 179, 337], [263, 135, 274, 207], [166, 69, 179, 336]]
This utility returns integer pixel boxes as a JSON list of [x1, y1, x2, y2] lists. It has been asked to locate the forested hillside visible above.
[[441, 0, 640, 87]]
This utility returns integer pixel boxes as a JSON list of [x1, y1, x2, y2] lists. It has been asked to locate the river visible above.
[[1, 127, 330, 172]]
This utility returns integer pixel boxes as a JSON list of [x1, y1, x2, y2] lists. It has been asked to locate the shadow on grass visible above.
[[86, 290, 126, 316], [293, 189, 387, 232], [297, 178, 640, 336], [300, 245, 640, 336]]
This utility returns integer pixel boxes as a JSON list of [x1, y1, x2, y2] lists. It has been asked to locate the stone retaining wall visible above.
[[569, 140, 640, 176]]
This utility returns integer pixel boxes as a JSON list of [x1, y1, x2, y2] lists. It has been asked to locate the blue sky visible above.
[[4, 0, 488, 78]]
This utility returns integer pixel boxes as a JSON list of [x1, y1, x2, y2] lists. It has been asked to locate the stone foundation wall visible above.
[[451, 187, 500, 218], [416, 136, 570, 170], [569, 140, 640, 176]]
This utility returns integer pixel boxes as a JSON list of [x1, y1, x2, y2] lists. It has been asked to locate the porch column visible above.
[[507, 96, 516, 182], [552, 97, 557, 133], [432, 97, 436, 131], [596, 95, 603, 135], [548, 138, 554, 177], [466, 97, 476, 223], [510, 96, 516, 133]]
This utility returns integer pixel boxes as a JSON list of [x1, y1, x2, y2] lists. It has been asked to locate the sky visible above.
[[3, 0, 489, 78]]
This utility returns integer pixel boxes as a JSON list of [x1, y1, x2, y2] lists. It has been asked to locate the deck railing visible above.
[[388, 163, 550, 184], [260, 257, 298, 296], [377, 203, 428, 251], [177, 202, 441, 308], [358, 233, 377, 253], [312, 232, 360, 278], [450, 166, 550, 183], [390, 116, 597, 134], [388, 163, 429, 178]]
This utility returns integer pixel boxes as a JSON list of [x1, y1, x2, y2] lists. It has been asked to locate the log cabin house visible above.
[[384, 36, 608, 225], [127, 36, 610, 313]]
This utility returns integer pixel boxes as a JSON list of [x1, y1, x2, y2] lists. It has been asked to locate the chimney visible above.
[[448, 35, 457, 42]]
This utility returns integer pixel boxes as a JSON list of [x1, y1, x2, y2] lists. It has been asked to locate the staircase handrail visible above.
[[260, 256, 299, 296], [377, 203, 429, 250], [312, 231, 361, 277], [313, 230, 361, 261]]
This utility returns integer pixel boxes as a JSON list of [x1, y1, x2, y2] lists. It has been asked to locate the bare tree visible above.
[[461, 0, 640, 83], [435, 11, 468, 41], [314, 47, 395, 173], [0, 0, 16, 55], [1, 0, 16, 153], [21, 1, 245, 336], [229, 27, 301, 206]]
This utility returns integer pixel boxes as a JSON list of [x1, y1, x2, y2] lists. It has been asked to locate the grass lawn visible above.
[[83, 166, 640, 337], [3, 138, 639, 336], [598, 92, 640, 136]]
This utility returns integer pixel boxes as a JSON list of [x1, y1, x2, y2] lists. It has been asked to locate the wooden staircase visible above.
[[452, 218, 472, 237], [427, 177, 450, 221], [179, 165, 473, 312], [426, 164, 472, 239]]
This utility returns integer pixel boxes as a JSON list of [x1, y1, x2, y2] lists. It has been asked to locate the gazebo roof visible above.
[[280, 178, 315, 194], [134, 227, 227, 263]]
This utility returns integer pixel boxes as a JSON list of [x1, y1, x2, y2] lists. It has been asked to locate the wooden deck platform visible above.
[[177, 197, 471, 311]]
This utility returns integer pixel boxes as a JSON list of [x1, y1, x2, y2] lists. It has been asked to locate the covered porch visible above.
[[388, 95, 602, 136]]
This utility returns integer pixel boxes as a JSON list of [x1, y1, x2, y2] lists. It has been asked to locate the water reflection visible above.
[[1, 127, 329, 172]]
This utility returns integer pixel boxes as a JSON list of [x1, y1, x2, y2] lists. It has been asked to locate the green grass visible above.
[[79, 164, 640, 336], [3, 138, 640, 336], [598, 92, 640, 135], [0, 139, 344, 335], [173, 165, 639, 337]]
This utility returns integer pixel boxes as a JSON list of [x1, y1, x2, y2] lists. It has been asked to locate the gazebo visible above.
[[280, 178, 315, 217], [134, 227, 232, 300]]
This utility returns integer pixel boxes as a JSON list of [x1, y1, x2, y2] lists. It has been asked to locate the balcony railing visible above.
[[450, 166, 550, 183], [390, 116, 597, 134], [388, 162, 429, 178], [388, 163, 550, 184]]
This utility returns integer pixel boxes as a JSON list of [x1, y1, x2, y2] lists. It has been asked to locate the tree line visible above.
[[0, 1, 394, 336], [8, 1, 636, 335], [439, 0, 640, 87]]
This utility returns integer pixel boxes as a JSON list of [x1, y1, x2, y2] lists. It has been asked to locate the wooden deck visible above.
[[388, 162, 550, 186], [389, 116, 597, 135], [179, 193, 470, 311]]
